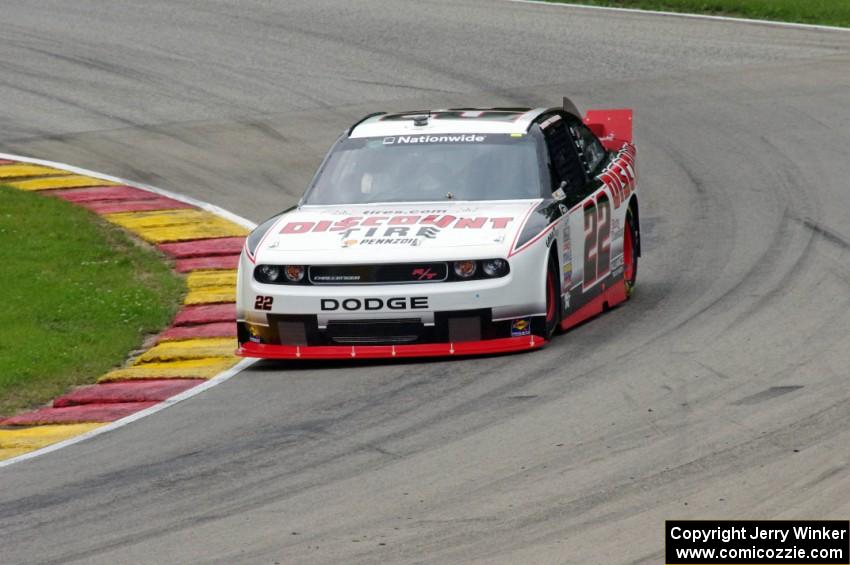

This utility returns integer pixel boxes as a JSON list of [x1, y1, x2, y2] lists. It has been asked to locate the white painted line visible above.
[[0, 152, 259, 468], [506, 0, 850, 33], [0, 152, 256, 230], [0, 359, 257, 468]]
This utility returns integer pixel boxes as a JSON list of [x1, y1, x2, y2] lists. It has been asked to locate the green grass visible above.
[[544, 0, 850, 27], [0, 185, 184, 417]]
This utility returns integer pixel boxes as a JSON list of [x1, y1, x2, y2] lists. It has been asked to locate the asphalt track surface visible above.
[[1, 2, 850, 563]]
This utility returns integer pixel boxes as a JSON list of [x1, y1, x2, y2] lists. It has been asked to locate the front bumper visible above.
[[236, 335, 546, 359], [237, 237, 551, 358]]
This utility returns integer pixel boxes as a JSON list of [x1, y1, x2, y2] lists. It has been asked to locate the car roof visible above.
[[349, 108, 551, 138]]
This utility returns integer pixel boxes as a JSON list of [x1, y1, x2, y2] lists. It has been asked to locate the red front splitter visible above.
[[237, 335, 547, 360]]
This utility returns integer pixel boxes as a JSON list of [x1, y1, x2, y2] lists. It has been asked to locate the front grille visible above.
[[309, 263, 448, 285], [325, 318, 423, 345]]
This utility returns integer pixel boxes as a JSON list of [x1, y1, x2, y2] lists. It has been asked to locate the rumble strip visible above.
[[0, 154, 257, 466]]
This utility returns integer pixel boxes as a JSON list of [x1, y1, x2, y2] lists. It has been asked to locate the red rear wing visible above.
[[583, 109, 633, 151]]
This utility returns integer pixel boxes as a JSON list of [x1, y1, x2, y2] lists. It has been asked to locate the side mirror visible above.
[[552, 180, 568, 201]]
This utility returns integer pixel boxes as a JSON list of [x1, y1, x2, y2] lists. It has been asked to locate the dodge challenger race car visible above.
[[236, 99, 640, 359]]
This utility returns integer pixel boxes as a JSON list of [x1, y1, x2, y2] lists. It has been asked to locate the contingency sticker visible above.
[[511, 318, 531, 337]]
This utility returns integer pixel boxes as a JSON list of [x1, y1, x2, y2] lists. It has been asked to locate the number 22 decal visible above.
[[254, 295, 273, 310], [583, 193, 611, 289]]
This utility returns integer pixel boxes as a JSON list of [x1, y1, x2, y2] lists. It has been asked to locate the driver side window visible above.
[[540, 114, 586, 197], [569, 120, 607, 175]]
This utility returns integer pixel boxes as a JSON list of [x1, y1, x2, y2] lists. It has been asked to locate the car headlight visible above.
[[482, 259, 508, 277], [453, 260, 477, 278], [256, 265, 282, 283], [254, 264, 305, 283], [284, 265, 305, 282]]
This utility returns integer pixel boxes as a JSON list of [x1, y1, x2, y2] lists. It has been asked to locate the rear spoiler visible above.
[[583, 108, 633, 151], [562, 97, 633, 151]]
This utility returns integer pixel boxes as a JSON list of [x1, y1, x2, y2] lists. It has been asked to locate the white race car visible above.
[[236, 100, 640, 359]]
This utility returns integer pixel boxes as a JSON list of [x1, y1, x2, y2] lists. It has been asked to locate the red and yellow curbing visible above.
[[0, 424, 105, 460], [0, 158, 253, 462]]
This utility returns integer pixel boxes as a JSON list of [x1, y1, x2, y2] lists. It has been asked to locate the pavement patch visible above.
[[173, 303, 237, 326], [135, 338, 238, 363], [187, 269, 237, 289], [184, 287, 239, 305], [0, 164, 65, 178], [80, 196, 195, 214], [158, 236, 246, 258], [183, 269, 238, 304], [98, 358, 241, 382], [8, 174, 120, 191], [104, 209, 249, 243], [175, 254, 240, 273], [1, 403, 158, 425], [53, 380, 206, 406], [51, 185, 157, 202], [156, 322, 236, 342], [0, 424, 104, 460]]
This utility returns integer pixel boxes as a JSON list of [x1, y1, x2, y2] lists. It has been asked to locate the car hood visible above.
[[253, 200, 540, 264]]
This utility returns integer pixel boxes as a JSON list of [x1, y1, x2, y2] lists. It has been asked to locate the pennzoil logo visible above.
[[510, 318, 531, 337]]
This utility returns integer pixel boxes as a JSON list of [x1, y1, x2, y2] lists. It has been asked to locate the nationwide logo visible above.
[[383, 134, 486, 145]]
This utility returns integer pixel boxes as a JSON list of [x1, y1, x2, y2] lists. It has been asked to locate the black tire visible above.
[[624, 208, 638, 298], [544, 254, 560, 338]]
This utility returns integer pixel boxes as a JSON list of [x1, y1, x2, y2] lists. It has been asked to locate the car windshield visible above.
[[302, 133, 545, 205]]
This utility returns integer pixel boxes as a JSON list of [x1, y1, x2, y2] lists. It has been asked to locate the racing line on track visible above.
[[0, 155, 257, 466]]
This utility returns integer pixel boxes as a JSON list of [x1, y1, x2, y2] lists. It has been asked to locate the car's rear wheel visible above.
[[624, 209, 638, 298], [544, 255, 560, 338]]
